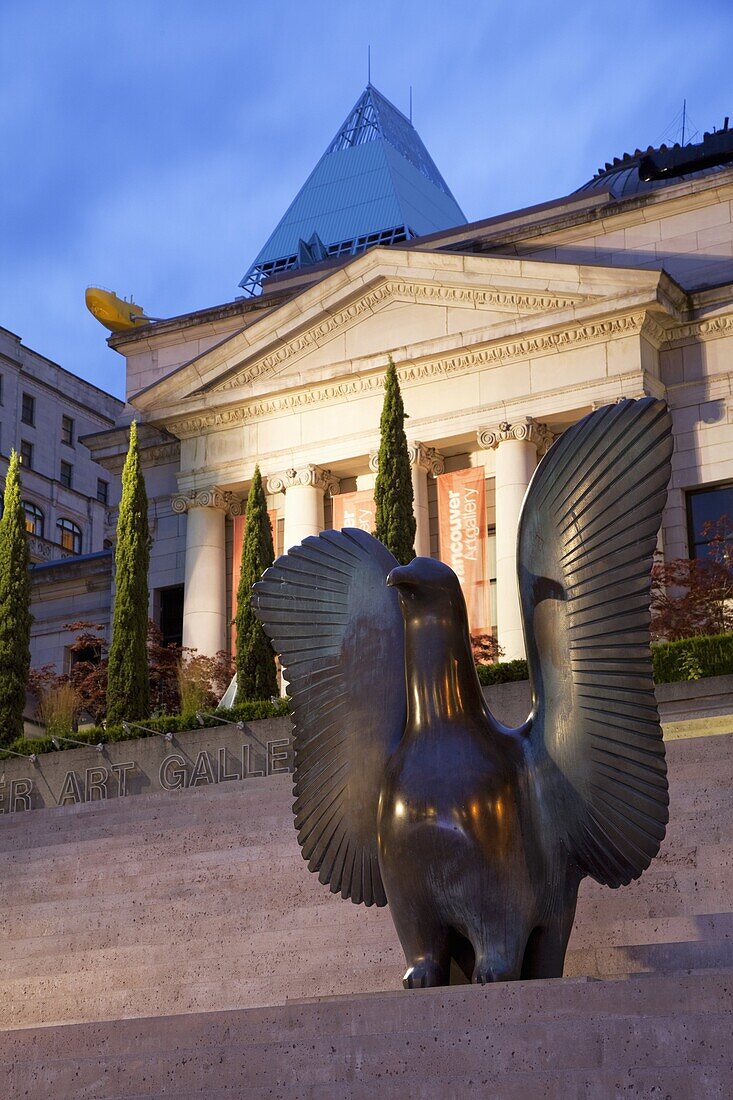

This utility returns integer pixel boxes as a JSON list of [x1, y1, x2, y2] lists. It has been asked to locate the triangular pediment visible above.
[[131, 247, 681, 419]]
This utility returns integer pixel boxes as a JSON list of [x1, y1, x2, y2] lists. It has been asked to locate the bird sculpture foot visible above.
[[472, 957, 516, 985], [403, 958, 447, 989]]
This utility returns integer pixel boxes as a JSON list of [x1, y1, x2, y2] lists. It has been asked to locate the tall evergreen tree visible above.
[[235, 466, 278, 702], [374, 357, 416, 564], [106, 421, 151, 724], [0, 451, 31, 746]]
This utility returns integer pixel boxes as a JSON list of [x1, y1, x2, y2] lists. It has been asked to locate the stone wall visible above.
[[0, 717, 292, 815]]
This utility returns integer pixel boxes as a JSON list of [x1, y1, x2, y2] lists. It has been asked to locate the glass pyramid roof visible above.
[[239, 84, 466, 295]]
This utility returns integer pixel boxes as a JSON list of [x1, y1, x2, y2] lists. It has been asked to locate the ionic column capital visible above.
[[267, 464, 340, 496], [408, 442, 445, 476], [477, 417, 554, 455], [369, 442, 445, 476], [171, 488, 244, 515]]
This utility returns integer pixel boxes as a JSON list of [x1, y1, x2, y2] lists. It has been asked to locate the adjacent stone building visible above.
[[24, 86, 733, 673], [0, 327, 123, 673]]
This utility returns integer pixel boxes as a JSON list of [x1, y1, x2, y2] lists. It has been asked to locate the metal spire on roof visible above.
[[238, 84, 466, 296]]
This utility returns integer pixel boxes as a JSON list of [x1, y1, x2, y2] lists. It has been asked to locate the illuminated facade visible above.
[[44, 93, 733, 666]]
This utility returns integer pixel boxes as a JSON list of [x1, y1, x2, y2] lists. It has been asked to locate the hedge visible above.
[[476, 659, 529, 686], [652, 633, 733, 684], [1, 696, 291, 761], [9, 633, 733, 760]]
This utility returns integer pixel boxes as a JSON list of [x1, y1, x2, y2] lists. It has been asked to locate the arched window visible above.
[[57, 518, 82, 555], [23, 501, 44, 538]]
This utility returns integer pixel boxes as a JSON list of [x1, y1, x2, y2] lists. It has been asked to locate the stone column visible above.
[[477, 419, 553, 661], [268, 465, 340, 551], [172, 488, 242, 658], [370, 443, 444, 558]]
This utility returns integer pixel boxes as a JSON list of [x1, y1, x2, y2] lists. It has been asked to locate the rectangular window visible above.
[[60, 460, 73, 489], [20, 439, 33, 469], [0, 374, 4, 405], [687, 484, 733, 559], [158, 585, 184, 647], [61, 414, 74, 446], [96, 478, 109, 504], [21, 393, 35, 426]]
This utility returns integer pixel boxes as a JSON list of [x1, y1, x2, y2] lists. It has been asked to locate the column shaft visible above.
[[181, 505, 227, 657], [283, 485, 324, 550], [411, 463, 431, 557], [494, 440, 537, 661], [478, 419, 552, 662]]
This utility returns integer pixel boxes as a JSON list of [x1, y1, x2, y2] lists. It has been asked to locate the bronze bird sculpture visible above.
[[252, 397, 673, 987]]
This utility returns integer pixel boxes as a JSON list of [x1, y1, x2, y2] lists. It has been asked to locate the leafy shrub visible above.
[[38, 682, 78, 739], [471, 634, 504, 665], [176, 658, 209, 724], [476, 659, 529, 686], [652, 633, 733, 684]]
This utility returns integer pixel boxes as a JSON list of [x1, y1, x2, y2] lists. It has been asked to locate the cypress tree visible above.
[[106, 421, 151, 724], [0, 451, 31, 746], [236, 466, 278, 702], [374, 357, 416, 564]]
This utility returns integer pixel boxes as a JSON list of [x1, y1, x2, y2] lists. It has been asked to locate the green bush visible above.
[[652, 633, 733, 684], [1, 697, 292, 761], [476, 659, 529, 686], [474, 634, 733, 687]]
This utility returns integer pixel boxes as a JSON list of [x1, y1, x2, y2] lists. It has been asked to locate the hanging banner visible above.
[[231, 509, 281, 652], [332, 489, 376, 534], [436, 468, 489, 634]]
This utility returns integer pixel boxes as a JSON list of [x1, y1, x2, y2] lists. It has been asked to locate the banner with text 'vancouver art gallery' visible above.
[[436, 468, 490, 634]]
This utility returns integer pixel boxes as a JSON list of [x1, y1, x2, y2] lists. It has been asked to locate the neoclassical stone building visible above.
[[80, 89, 733, 665]]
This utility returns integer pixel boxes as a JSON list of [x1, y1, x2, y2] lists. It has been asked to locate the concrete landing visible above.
[[1, 970, 731, 1098]]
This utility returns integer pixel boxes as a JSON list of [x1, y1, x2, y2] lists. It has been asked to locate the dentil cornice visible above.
[[213, 279, 588, 395], [167, 312, 655, 439]]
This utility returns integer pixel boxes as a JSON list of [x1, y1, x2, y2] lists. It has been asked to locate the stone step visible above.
[[6, 907, 729, 972], [2, 837, 727, 902], [2, 971, 731, 1099], [1, 793, 730, 876], [7, 903, 731, 982]]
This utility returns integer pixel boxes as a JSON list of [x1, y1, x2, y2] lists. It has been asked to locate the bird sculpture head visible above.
[[387, 556, 467, 626]]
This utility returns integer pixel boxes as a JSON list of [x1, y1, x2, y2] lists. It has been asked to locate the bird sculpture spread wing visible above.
[[518, 397, 673, 886], [252, 529, 406, 906]]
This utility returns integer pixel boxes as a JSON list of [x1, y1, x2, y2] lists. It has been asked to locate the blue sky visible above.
[[1, 0, 731, 398]]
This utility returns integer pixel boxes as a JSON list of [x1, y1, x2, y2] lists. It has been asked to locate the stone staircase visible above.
[[1, 731, 731, 1097]]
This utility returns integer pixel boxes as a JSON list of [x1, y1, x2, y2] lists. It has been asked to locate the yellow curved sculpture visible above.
[[85, 287, 150, 333]]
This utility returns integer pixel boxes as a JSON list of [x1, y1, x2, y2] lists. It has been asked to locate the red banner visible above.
[[436, 468, 489, 634], [332, 490, 376, 533], [231, 509, 281, 653]]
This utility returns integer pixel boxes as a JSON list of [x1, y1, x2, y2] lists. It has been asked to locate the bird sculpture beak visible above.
[[386, 565, 411, 588]]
